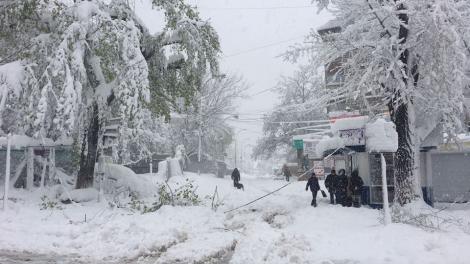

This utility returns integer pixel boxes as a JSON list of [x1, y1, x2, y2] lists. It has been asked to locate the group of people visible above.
[[231, 166, 364, 208], [324, 169, 364, 207]]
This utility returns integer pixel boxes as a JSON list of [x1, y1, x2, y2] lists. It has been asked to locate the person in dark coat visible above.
[[335, 169, 349, 206], [231, 168, 241, 188], [305, 172, 321, 207], [350, 170, 364, 208], [282, 164, 291, 182], [324, 169, 337, 204]]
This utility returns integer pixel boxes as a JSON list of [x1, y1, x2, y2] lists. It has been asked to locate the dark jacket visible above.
[[306, 175, 320, 192], [350, 171, 364, 195], [283, 165, 291, 177], [335, 172, 349, 193], [231, 168, 240, 182], [324, 173, 336, 190]]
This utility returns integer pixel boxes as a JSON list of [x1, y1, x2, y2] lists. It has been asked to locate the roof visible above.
[[317, 18, 342, 33], [0, 135, 72, 149]]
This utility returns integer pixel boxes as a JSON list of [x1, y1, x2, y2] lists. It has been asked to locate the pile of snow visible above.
[[157, 158, 184, 179], [169, 158, 183, 177], [60, 188, 99, 203], [316, 135, 344, 156], [365, 118, 398, 152], [104, 164, 155, 198], [0, 61, 23, 97], [331, 115, 369, 132]]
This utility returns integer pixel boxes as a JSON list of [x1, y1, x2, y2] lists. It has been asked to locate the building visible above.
[[291, 19, 470, 206]]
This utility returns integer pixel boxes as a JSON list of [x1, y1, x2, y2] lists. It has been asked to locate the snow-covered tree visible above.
[[0, 0, 220, 188], [253, 65, 327, 159], [169, 74, 245, 162], [287, 0, 470, 205]]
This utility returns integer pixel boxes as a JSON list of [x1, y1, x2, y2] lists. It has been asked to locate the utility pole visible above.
[[3, 133, 11, 211]]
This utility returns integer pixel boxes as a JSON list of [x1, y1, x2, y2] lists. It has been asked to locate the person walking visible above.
[[231, 168, 241, 188], [305, 172, 320, 207], [335, 169, 349, 206], [282, 164, 291, 182], [324, 169, 337, 204], [350, 170, 364, 208], [303, 155, 310, 171]]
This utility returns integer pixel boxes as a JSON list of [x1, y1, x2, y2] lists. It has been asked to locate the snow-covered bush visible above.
[[40, 195, 63, 210], [157, 179, 201, 208]]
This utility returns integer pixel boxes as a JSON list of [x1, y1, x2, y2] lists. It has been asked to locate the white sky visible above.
[[135, 0, 332, 155]]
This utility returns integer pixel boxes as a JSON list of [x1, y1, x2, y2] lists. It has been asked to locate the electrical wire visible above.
[[198, 5, 316, 11], [223, 36, 304, 58]]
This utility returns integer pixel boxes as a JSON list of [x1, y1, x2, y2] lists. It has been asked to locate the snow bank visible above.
[[105, 164, 155, 198], [156, 158, 183, 179], [60, 188, 99, 203], [331, 115, 369, 132], [169, 158, 183, 177], [316, 135, 344, 156], [365, 118, 398, 152], [157, 159, 169, 179]]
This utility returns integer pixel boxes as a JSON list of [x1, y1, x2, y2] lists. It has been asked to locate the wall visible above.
[[429, 151, 470, 203], [0, 150, 25, 186]]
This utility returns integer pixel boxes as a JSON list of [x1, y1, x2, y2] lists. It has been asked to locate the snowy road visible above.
[[1, 173, 470, 263]]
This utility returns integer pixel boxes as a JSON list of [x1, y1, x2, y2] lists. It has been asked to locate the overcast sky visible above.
[[135, 0, 332, 155]]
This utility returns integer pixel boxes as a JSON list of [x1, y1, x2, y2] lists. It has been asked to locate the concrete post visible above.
[[3, 134, 11, 210], [26, 147, 34, 190]]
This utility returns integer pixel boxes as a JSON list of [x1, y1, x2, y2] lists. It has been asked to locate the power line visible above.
[[223, 36, 304, 58], [198, 5, 316, 11]]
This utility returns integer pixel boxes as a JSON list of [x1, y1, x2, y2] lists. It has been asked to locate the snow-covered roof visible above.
[[316, 135, 345, 157], [0, 135, 72, 149], [365, 118, 398, 152], [317, 18, 342, 32], [292, 133, 324, 142], [331, 116, 369, 132]]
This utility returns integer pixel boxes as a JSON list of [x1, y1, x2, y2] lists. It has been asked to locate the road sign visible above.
[[293, 139, 304, 149]]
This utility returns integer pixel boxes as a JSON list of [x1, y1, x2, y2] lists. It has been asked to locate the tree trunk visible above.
[[76, 102, 100, 189], [389, 2, 420, 205], [390, 102, 417, 205]]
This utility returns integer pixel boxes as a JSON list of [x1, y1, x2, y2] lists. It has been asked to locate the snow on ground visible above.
[[1, 172, 470, 263]]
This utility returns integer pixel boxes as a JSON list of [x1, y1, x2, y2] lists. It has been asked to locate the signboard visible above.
[[339, 128, 365, 146], [303, 141, 316, 156], [313, 161, 324, 176], [293, 139, 304, 150]]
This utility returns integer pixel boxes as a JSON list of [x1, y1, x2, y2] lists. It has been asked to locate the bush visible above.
[[40, 195, 63, 210], [157, 178, 201, 207], [128, 179, 201, 214]]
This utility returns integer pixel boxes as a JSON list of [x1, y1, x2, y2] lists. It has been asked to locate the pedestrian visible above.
[[335, 169, 349, 206], [305, 172, 320, 207], [324, 169, 337, 204], [231, 168, 241, 189], [282, 164, 291, 182], [350, 170, 364, 208], [303, 155, 310, 171]]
